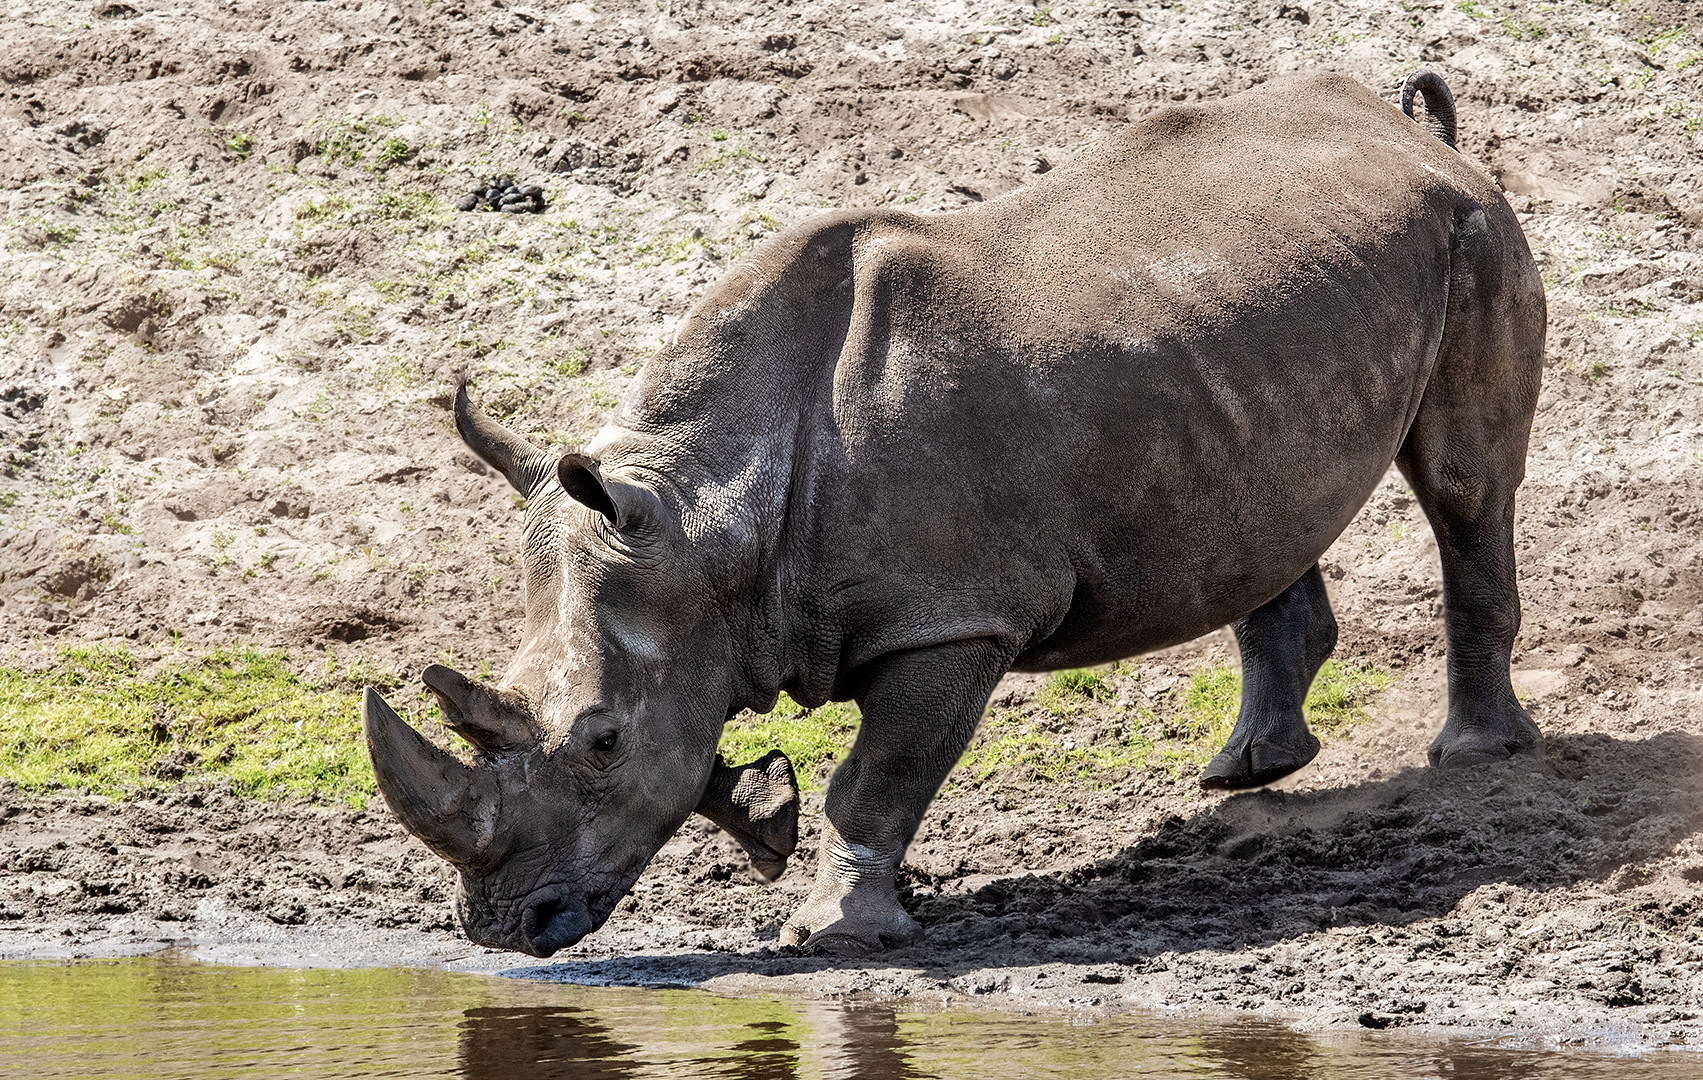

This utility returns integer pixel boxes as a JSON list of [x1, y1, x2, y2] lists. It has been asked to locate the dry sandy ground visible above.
[[2, 0, 1702, 1051]]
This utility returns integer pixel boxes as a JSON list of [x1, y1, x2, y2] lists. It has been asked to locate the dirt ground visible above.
[[2, 0, 1702, 1051]]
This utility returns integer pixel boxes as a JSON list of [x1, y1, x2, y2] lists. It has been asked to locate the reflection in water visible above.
[[0, 958, 1694, 1079], [458, 1006, 639, 1080], [724, 1017, 803, 1080], [800, 1002, 916, 1080], [1197, 1025, 1322, 1080]]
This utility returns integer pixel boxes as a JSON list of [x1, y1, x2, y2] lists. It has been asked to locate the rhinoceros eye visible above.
[[591, 731, 618, 753]]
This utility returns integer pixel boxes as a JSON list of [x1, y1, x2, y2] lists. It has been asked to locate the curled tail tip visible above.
[[1400, 70, 1458, 151]]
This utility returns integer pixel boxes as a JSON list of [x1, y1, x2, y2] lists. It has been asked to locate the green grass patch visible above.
[[964, 659, 1391, 786], [959, 710, 1151, 784], [1158, 658, 1391, 750], [1037, 666, 1113, 716], [296, 194, 352, 223], [374, 135, 414, 168], [222, 130, 254, 160], [720, 659, 1390, 791], [0, 645, 423, 805], [1304, 659, 1394, 734], [718, 694, 860, 790], [309, 114, 399, 166], [375, 190, 438, 221]]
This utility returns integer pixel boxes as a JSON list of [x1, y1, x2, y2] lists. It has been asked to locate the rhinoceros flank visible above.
[[363, 71, 1546, 958]]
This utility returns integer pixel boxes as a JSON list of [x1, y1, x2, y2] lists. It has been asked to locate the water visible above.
[[0, 958, 1690, 1079]]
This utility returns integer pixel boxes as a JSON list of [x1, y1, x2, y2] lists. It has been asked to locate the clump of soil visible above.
[[1, 0, 1702, 1049]]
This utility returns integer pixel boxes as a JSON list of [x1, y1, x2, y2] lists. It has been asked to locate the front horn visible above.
[[363, 687, 499, 866], [453, 381, 555, 495]]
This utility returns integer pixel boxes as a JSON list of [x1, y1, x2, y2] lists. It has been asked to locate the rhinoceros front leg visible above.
[[779, 637, 1010, 955], [1200, 563, 1336, 790], [696, 749, 800, 883]]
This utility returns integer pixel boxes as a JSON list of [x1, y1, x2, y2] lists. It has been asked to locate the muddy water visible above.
[[0, 958, 1691, 1079]]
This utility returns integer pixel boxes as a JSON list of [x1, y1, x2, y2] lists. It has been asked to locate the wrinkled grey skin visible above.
[[365, 73, 1546, 957]]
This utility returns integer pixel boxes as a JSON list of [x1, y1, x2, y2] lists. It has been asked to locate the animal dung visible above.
[[457, 175, 546, 214]]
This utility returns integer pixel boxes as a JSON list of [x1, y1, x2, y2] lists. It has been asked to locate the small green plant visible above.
[[1039, 667, 1112, 716], [125, 167, 166, 192], [223, 130, 255, 160], [375, 135, 413, 168], [694, 137, 764, 175], [12, 216, 80, 248], [375, 190, 435, 220], [552, 347, 591, 377], [295, 194, 352, 222], [1499, 16, 1547, 39], [1584, 359, 1609, 383], [309, 114, 398, 166], [1640, 27, 1687, 56], [1030, 5, 1053, 26]]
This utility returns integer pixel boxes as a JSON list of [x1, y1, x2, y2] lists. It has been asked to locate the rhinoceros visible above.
[[363, 71, 1545, 957]]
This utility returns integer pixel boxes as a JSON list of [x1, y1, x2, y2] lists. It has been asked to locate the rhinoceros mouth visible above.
[[461, 882, 621, 958], [518, 887, 593, 957]]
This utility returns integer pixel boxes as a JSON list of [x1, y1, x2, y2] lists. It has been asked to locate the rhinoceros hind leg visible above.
[[1404, 483, 1543, 769], [1200, 564, 1335, 791], [1396, 223, 1546, 770], [1409, 490, 1542, 769], [779, 638, 1011, 953]]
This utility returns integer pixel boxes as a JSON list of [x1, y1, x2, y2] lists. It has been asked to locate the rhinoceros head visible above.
[[362, 384, 731, 957]]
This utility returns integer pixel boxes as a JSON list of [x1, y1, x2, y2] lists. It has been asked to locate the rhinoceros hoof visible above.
[[778, 896, 922, 956], [1199, 730, 1320, 791], [698, 749, 801, 880], [728, 749, 800, 876], [1427, 710, 1542, 769]]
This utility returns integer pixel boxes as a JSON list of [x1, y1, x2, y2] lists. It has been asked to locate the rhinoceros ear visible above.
[[557, 452, 660, 533]]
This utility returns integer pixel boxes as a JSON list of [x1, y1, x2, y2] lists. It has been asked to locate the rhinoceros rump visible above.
[[364, 72, 1545, 957]]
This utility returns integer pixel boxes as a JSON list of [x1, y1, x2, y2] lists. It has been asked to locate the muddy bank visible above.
[[6, 656, 1703, 1047]]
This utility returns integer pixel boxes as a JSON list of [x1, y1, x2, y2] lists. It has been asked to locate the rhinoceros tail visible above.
[[1401, 71, 1458, 151]]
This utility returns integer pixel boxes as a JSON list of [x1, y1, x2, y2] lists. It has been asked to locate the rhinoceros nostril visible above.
[[520, 891, 592, 958]]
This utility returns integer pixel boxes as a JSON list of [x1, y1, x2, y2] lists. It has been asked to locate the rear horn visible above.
[[454, 381, 555, 495]]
